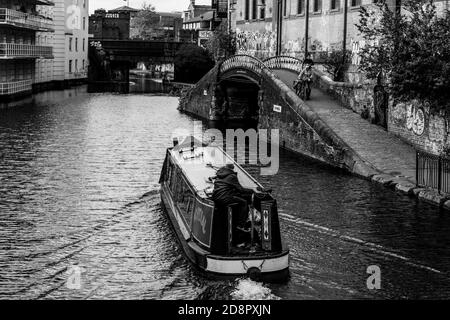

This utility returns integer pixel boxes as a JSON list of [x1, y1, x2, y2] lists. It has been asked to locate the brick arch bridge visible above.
[[180, 54, 377, 175]]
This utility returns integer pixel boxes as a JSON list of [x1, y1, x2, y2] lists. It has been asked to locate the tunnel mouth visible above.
[[217, 77, 261, 129]]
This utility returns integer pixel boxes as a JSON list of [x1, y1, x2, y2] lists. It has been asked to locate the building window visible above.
[[83, 17, 86, 30], [351, 0, 361, 6], [331, 0, 340, 10], [69, 60, 72, 73], [82, 59, 85, 70], [313, 0, 322, 12], [75, 59, 78, 72], [75, 38, 78, 52], [283, 0, 288, 16], [260, 6, 266, 19], [245, 0, 250, 20], [83, 38, 85, 51], [252, 0, 257, 19], [297, 0, 305, 14], [69, 37, 72, 51]]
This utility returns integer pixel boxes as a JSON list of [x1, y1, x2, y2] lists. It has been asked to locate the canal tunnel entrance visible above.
[[217, 77, 261, 129]]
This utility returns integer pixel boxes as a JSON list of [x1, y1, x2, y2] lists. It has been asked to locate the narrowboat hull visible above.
[[160, 186, 290, 282]]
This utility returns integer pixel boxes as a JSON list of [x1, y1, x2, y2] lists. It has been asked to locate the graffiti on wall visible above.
[[391, 102, 426, 137], [236, 27, 276, 59], [406, 104, 426, 136]]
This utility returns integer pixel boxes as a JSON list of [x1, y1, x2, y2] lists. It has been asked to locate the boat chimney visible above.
[[173, 138, 179, 147]]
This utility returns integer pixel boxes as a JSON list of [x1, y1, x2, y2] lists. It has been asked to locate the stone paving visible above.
[[274, 69, 418, 187]]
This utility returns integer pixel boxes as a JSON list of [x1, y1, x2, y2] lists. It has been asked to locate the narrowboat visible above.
[[159, 137, 290, 282]]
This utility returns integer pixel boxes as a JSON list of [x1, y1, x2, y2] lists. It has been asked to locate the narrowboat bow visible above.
[[159, 138, 290, 282]]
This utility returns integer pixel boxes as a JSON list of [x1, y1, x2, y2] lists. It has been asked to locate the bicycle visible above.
[[294, 79, 312, 101]]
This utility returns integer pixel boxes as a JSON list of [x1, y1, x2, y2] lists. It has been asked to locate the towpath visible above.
[[274, 70, 417, 187]]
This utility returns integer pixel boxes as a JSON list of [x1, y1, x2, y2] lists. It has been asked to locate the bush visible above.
[[174, 44, 215, 83], [321, 50, 352, 82], [357, 0, 450, 112], [205, 21, 237, 63]]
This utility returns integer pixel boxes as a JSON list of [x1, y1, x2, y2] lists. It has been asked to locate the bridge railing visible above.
[[219, 54, 268, 76], [264, 56, 303, 74]]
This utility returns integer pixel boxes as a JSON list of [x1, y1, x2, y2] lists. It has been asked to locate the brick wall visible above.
[[313, 67, 375, 120], [389, 100, 450, 155], [178, 66, 219, 120]]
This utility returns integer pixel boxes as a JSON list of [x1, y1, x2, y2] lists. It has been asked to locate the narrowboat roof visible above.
[[169, 139, 263, 199]]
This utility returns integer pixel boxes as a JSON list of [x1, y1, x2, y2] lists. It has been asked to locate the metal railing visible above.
[[0, 43, 53, 58], [417, 151, 450, 194], [264, 56, 304, 73], [219, 54, 268, 76], [0, 8, 53, 31], [0, 79, 32, 95]]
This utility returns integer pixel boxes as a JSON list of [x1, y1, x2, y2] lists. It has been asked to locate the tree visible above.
[[205, 21, 237, 63], [356, 0, 450, 112], [174, 44, 215, 83], [130, 3, 158, 40]]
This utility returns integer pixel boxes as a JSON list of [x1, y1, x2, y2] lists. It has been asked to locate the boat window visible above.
[[168, 161, 177, 193], [176, 176, 195, 228]]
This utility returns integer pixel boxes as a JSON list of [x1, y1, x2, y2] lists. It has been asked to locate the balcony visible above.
[[0, 43, 53, 59], [0, 79, 32, 95], [0, 8, 54, 32]]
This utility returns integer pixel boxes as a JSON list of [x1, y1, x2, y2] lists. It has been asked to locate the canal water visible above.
[[1, 88, 450, 300]]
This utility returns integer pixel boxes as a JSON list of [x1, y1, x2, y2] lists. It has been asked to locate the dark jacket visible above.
[[212, 167, 254, 203]]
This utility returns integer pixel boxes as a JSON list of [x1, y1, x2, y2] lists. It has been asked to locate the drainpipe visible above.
[[342, 0, 348, 64], [395, 0, 401, 15], [276, 0, 283, 56], [305, 0, 310, 58]]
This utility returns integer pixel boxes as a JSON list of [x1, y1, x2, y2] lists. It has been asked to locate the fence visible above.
[[0, 79, 32, 95], [417, 151, 450, 194]]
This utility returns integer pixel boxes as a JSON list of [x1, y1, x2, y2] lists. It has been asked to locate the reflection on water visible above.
[[1, 88, 450, 300]]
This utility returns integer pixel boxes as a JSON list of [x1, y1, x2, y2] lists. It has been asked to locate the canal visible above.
[[1, 88, 450, 300]]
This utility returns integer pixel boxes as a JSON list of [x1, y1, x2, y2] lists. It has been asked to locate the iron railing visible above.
[[0, 79, 32, 95], [219, 54, 268, 75], [417, 150, 450, 194], [0, 43, 53, 58], [0, 8, 54, 31], [264, 56, 304, 73]]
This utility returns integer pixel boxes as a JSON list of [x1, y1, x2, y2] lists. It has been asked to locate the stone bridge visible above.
[[179, 54, 378, 176], [88, 39, 183, 93]]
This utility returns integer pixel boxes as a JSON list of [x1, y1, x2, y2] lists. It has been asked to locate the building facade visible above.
[[89, 9, 132, 40], [1, 0, 90, 100], [182, 0, 225, 46], [234, 0, 449, 61], [53, 0, 89, 83], [0, 0, 54, 99]]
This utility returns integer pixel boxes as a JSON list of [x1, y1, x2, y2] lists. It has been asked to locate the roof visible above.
[[170, 142, 261, 199], [110, 6, 139, 12], [156, 11, 183, 18], [184, 11, 216, 23]]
